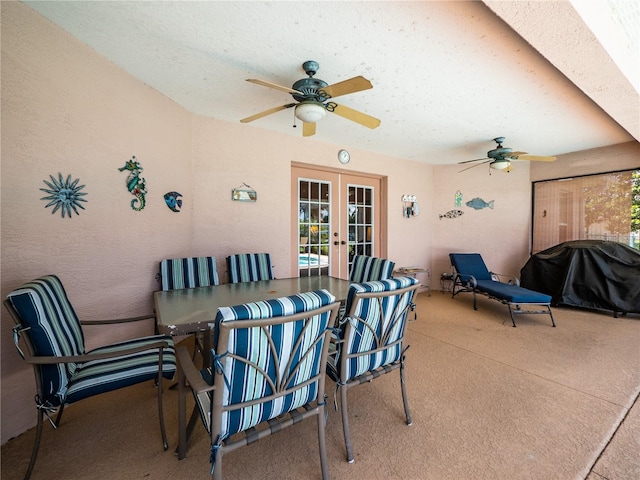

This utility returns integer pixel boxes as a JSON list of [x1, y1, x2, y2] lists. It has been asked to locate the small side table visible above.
[[393, 267, 430, 295], [394, 267, 431, 322], [440, 273, 454, 293]]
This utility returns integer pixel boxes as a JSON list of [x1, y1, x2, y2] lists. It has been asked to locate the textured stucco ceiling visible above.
[[23, 0, 638, 166]]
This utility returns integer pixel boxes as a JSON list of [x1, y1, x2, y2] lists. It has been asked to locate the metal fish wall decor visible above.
[[466, 197, 494, 210], [439, 209, 464, 220], [164, 191, 183, 212]]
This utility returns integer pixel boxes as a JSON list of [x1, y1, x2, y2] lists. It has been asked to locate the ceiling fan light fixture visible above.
[[294, 102, 326, 123], [490, 159, 511, 170]]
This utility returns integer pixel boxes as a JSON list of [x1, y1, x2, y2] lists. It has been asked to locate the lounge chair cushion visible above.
[[476, 280, 552, 304]]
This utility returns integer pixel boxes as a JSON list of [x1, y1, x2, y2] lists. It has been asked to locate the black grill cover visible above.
[[520, 240, 640, 314]]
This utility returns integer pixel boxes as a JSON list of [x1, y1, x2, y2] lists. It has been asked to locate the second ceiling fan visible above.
[[459, 137, 556, 173], [240, 60, 380, 137]]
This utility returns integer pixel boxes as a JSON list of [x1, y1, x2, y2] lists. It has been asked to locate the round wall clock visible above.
[[338, 149, 351, 164]]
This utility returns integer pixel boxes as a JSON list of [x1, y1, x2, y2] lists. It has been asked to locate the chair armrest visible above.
[[176, 346, 215, 394], [80, 313, 156, 326], [490, 272, 520, 286], [454, 273, 477, 288], [24, 338, 171, 365]]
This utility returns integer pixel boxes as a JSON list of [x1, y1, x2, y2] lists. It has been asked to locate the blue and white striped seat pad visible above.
[[66, 335, 176, 404], [327, 277, 417, 382], [160, 256, 219, 290], [226, 253, 274, 283], [7, 275, 84, 407], [349, 255, 395, 283], [195, 289, 335, 436]]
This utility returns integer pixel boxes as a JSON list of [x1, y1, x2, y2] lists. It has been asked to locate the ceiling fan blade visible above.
[[508, 151, 528, 156], [330, 104, 381, 129], [240, 103, 296, 123], [512, 154, 557, 162], [321, 76, 373, 99], [302, 122, 316, 137], [458, 157, 489, 165], [246, 79, 303, 95], [458, 160, 491, 173]]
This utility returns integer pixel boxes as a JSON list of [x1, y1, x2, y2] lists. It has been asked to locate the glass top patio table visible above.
[[154, 275, 352, 337]]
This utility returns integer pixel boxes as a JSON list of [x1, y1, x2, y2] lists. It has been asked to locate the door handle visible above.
[[341, 241, 346, 245]]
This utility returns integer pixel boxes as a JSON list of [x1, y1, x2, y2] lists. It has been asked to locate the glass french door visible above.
[[291, 164, 384, 279]]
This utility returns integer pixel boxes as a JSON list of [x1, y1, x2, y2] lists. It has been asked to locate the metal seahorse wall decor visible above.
[[118, 156, 147, 211]]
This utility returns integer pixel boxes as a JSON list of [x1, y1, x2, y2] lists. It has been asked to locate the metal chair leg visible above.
[[24, 408, 44, 480], [317, 403, 330, 480], [157, 363, 168, 450], [400, 360, 413, 426], [339, 385, 354, 463]]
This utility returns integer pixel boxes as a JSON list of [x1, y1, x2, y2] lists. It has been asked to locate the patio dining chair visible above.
[[176, 289, 340, 480], [159, 256, 219, 291], [349, 255, 395, 282], [4, 275, 176, 480], [326, 276, 420, 463], [226, 253, 274, 283], [341, 255, 397, 319], [158, 256, 220, 358]]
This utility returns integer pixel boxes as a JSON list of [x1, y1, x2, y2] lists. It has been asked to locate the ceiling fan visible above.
[[458, 137, 557, 173], [240, 60, 381, 137]]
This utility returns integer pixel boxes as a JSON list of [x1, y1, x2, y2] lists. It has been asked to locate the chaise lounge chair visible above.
[[449, 253, 555, 327]]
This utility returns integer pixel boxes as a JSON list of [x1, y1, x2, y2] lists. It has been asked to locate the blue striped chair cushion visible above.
[[7, 275, 84, 407], [226, 253, 274, 283], [66, 335, 176, 404], [327, 277, 418, 382], [160, 256, 219, 290], [194, 289, 335, 437], [349, 255, 395, 283]]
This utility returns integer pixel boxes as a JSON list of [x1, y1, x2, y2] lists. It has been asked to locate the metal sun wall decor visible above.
[[40, 173, 88, 218], [118, 156, 147, 211], [164, 191, 183, 212]]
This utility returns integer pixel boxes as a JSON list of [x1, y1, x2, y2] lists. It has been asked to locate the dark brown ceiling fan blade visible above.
[[458, 157, 489, 165], [240, 103, 296, 123], [330, 104, 381, 129], [302, 122, 316, 137], [246, 79, 303, 95], [458, 160, 491, 173], [321, 76, 373, 99], [511, 154, 557, 162]]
